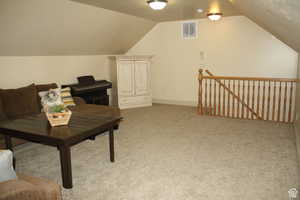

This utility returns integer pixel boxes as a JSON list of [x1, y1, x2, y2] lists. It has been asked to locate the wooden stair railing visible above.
[[198, 69, 297, 123]]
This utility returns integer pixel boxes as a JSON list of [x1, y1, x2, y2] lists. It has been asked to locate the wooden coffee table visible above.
[[0, 104, 122, 189]]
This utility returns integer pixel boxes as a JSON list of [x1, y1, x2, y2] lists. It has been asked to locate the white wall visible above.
[[0, 56, 111, 89], [128, 16, 298, 106]]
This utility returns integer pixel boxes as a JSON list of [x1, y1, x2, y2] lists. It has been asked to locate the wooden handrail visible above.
[[204, 70, 263, 120], [202, 74, 298, 82]]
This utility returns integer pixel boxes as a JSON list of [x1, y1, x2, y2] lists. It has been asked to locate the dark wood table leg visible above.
[[89, 136, 96, 141], [109, 128, 115, 162], [4, 135, 12, 150], [58, 144, 73, 189], [4, 135, 15, 168]]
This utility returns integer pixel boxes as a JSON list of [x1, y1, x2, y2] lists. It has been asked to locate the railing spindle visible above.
[[277, 82, 282, 122], [214, 79, 217, 116], [222, 79, 226, 117], [232, 80, 236, 118], [205, 79, 207, 114], [237, 80, 240, 118], [262, 81, 266, 120], [242, 80, 245, 119], [218, 80, 221, 116], [267, 80, 271, 121], [257, 81, 260, 120], [288, 81, 294, 123], [227, 80, 231, 117], [252, 81, 255, 120], [247, 80, 250, 119], [209, 79, 212, 115], [272, 81, 277, 121], [283, 82, 288, 122]]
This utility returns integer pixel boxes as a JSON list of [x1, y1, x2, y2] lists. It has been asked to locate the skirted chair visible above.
[[0, 150, 62, 200]]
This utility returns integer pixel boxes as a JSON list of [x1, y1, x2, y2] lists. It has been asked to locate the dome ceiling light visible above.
[[147, 0, 168, 10], [207, 13, 223, 21]]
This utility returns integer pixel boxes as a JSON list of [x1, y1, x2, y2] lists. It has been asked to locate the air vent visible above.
[[182, 21, 198, 39]]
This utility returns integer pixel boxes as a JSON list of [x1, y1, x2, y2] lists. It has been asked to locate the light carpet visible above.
[[15, 104, 299, 200]]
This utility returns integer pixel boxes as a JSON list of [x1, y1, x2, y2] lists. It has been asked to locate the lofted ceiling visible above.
[[0, 0, 155, 56], [72, 0, 241, 22], [0, 0, 299, 56], [227, 0, 300, 52]]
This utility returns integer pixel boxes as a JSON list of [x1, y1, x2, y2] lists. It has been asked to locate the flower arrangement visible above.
[[39, 89, 72, 126], [47, 104, 66, 114]]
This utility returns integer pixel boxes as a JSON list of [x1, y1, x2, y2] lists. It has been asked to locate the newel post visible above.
[[198, 69, 204, 115]]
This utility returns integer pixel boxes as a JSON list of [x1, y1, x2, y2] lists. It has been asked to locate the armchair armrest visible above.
[[0, 179, 38, 200], [0, 174, 62, 200], [73, 97, 86, 105]]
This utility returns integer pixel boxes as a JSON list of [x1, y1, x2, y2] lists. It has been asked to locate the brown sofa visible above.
[[0, 83, 85, 148]]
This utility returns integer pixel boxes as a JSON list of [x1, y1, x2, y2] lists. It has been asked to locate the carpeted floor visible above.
[[15, 104, 299, 200]]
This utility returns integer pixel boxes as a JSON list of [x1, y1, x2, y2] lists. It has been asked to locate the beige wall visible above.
[[0, 55, 121, 105], [128, 16, 298, 106], [0, 56, 111, 89]]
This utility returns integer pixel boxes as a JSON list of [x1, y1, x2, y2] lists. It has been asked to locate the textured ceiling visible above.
[[227, 0, 300, 52], [72, 0, 241, 22], [0, 0, 155, 56]]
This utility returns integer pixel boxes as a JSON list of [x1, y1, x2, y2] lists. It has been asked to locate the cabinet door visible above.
[[134, 61, 150, 96], [117, 60, 134, 96]]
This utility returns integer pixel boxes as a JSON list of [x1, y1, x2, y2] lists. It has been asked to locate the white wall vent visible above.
[[182, 21, 198, 39]]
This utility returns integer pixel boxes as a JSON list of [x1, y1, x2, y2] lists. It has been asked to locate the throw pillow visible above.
[[36, 83, 58, 110], [0, 150, 17, 182], [39, 88, 63, 108], [0, 84, 40, 119], [60, 87, 76, 107]]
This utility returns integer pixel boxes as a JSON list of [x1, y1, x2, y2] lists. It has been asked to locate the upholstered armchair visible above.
[[0, 150, 62, 200]]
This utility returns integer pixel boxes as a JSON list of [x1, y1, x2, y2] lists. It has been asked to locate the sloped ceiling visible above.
[[0, 0, 156, 56], [1, 0, 299, 56], [227, 0, 300, 52], [72, 0, 241, 22]]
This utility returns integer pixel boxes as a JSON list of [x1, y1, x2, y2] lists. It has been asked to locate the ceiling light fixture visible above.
[[197, 8, 204, 13], [147, 0, 168, 10], [207, 13, 223, 21]]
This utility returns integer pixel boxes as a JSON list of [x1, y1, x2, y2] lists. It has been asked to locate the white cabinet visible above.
[[116, 56, 152, 109]]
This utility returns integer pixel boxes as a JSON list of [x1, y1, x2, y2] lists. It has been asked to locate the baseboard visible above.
[[152, 99, 197, 107], [119, 103, 152, 110]]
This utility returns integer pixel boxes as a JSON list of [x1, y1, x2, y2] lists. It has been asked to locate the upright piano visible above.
[[62, 76, 112, 106]]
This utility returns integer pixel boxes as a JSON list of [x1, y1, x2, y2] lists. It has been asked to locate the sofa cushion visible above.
[[0, 95, 7, 121], [36, 83, 58, 110], [36, 83, 58, 93], [0, 150, 17, 183], [0, 84, 39, 119]]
